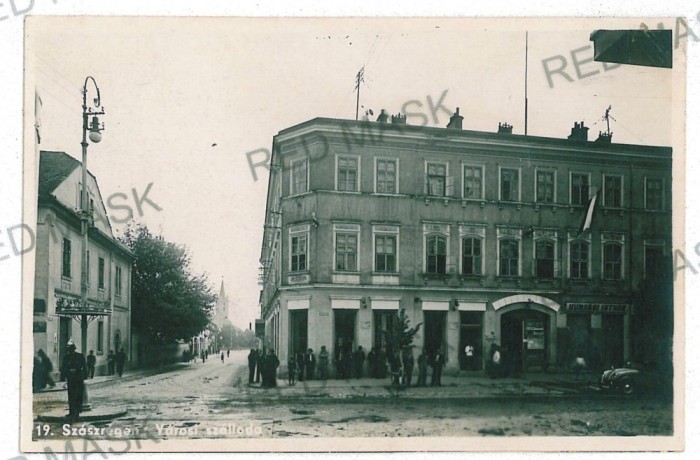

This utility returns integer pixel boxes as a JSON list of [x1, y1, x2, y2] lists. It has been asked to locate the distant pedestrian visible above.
[[86, 350, 96, 379], [227, 349, 230, 358], [431, 348, 444, 386], [353, 346, 365, 378], [318, 346, 329, 380], [221, 351, 225, 363], [247, 348, 257, 384], [107, 350, 115, 375], [296, 350, 306, 382], [417, 349, 428, 386], [200, 350, 206, 363], [305, 348, 316, 380], [377, 348, 387, 379], [115, 348, 126, 377], [262, 349, 279, 388], [367, 347, 378, 378], [287, 355, 297, 386], [32, 353, 44, 392], [487, 343, 502, 378], [402, 349, 415, 387], [254, 349, 262, 383], [61, 340, 86, 423], [38, 349, 55, 389]]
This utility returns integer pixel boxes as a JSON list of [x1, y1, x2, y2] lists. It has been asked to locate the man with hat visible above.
[[61, 340, 87, 422]]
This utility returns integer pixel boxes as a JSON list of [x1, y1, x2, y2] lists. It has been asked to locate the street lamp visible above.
[[78, 76, 105, 411]]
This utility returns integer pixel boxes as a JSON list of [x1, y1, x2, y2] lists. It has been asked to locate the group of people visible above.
[[33, 346, 127, 393], [287, 347, 330, 384], [247, 348, 280, 387], [335, 345, 364, 379], [32, 349, 56, 392]]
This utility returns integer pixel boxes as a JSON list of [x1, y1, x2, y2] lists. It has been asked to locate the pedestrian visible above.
[[367, 347, 377, 378], [221, 351, 225, 363], [86, 350, 96, 379], [115, 348, 126, 377], [247, 348, 257, 384], [464, 344, 475, 371], [377, 348, 387, 379], [487, 343, 502, 378], [353, 346, 365, 378], [296, 350, 306, 382], [32, 352, 44, 392], [318, 345, 329, 380], [402, 349, 415, 387], [227, 349, 230, 358], [107, 350, 115, 375], [305, 348, 316, 380], [200, 350, 206, 363], [258, 349, 268, 386], [417, 349, 427, 387], [431, 348, 444, 386], [61, 340, 86, 423], [254, 349, 262, 383], [287, 354, 297, 386], [37, 349, 55, 389], [263, 349, 279, 388]]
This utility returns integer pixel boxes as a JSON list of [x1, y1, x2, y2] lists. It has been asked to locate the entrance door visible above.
[[423, 311, 446, 356], [459, 312, 483, 370], [501, 309, 548, 373], [334, 309, 357, 360], [289, 310, 308, 357]]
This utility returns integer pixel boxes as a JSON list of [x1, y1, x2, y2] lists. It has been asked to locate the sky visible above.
[[25, 17, 675, 330]]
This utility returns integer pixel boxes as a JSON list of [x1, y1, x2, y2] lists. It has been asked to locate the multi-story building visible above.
[[258, 109, 672, 374], [33, 150, 133, 379]]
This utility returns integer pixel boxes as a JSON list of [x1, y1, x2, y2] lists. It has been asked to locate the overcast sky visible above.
[[26, 17, 674, 329]]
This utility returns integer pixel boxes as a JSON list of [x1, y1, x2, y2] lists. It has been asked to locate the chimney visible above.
[[446, 107, 463, 130], [391, 113, 406, 124], [497, 122, 513, 134], [376, 109, 389, 123], [595, 131, 613, 144], [567, 121, 589, 141]]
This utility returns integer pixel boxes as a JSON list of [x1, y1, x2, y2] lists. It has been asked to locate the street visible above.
[[32, 350, 673, 440]]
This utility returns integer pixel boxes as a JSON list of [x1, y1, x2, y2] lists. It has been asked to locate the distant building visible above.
[[34, 150, 133, 378], [257, 110, 672, 374]]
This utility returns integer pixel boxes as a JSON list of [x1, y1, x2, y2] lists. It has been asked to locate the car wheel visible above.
[[620, 379, 634, 395]]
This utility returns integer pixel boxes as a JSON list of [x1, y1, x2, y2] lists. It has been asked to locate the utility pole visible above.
[[355, 66, 365, 121]]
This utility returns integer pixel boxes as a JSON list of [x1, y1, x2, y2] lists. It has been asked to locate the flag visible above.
[[579, 192, 598, 236]]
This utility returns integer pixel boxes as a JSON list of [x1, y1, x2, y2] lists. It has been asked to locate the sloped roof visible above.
[[38, 150, 81, 196]]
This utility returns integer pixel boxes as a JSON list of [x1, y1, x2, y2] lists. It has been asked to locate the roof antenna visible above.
[[355, 66, 365, 121], [602, 105, 615, 135]]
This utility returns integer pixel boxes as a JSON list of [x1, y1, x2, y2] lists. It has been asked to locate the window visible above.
[[570, 241, 589, 279], [536, 170, 555, 203], [376, 158, 397, 193], [461, 237, 482, 275], [62, 239, 71, 278], [570, 173, 590, 205], [426, 235, 447, 275], [337, 156, 359, 191], [97, 321, 104, 353], [335, 233, 358, 271], [603, 243, 622, 280], [500, 168, 519, 201], [291, 235, 307, 272], [98, 257, 105, 289], [427, 162, 447, 196], [375, 234, 396, 272], [291, 158, 308, 195], [645, 178, 664, 210], [535, 240, 555, 278], [499, 239, 519, 277], [604, 175, 622, 208], [463, 166, 483, 199], [115, 266, 122, 297]]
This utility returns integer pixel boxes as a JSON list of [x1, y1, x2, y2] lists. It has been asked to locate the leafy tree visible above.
[[120, 224, 216, 346], [383, 309, 422, 377]]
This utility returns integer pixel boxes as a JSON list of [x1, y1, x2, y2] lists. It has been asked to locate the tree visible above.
[[120, 225, 216, 346], [383, 309, 422, 378]]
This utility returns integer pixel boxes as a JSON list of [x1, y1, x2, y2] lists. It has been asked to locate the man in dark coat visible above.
[[86, 350, 96, 379], [367, 347, 378, 378], [255, 349, 263, 383], [61, 340, 86, 423], [38, 349, 55, 388], [353, 346, 366, 379], [431, 348, 445, 386], [305, 348, 316, 380], [402, 349, 415, 387], [247, 349, 257, 384], [115, 348, 126, 377], [318, 346, 329, 380], [107, 350, 115, 375], [296, 350, 306, 382]]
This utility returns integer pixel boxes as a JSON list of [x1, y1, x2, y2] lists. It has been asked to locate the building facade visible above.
[[258, 111, 672, 374], [33, 150, 133, 379]]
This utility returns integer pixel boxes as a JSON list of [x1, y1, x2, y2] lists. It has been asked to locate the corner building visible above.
[[258, 111, 672, 374]]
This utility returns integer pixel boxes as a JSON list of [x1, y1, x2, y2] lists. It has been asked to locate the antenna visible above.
[[602, 105, 615, 134], [355, 66, 365, 121], [525, 31, 529, 136]]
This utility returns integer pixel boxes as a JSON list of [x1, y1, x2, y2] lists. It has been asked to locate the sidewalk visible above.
[[246, 370, 592, 399]]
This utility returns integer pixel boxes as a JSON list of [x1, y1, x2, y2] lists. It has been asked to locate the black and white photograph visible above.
[[16, 14, 685, 453]]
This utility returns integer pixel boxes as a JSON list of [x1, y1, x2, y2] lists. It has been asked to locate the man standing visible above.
[[61, 340, 86, 423], [247, 348, 257, 384], [86, 350, 96, 379], [296, 350, 306, 382], [305, 348, 316, 380], [115, 348, 126, 377], [464, 344, 475, 371], [353, 346, 366, 379], [402, 349, 415, 387], [367, 347, 377, 378], [254, 349, 262, 383], [318, 346, 329, 381], [107, 350, 115, 375], [431, 348, 445, 387]]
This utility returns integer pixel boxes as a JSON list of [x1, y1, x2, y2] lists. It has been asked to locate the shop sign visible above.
[[566, 303, 628, 314]]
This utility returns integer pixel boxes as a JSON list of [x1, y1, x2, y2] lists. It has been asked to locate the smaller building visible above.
[[33, 151, 133, 379]]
